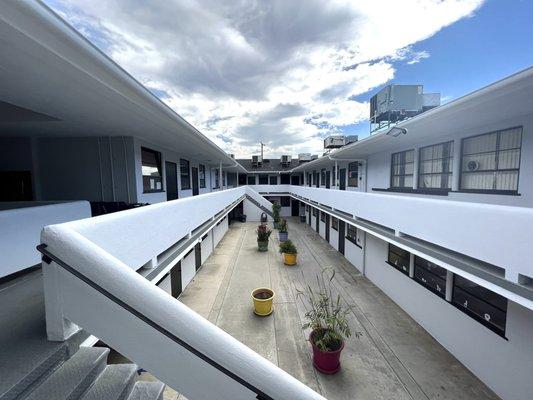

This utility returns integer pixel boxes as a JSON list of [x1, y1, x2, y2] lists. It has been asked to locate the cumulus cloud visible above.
[[45, 0, 483, 157]]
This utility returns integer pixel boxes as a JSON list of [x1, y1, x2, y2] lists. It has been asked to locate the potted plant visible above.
[[278, 219, 288, 242], [296, 268, 361, 374], [279, 240, 297, 266], [256, 224, 272, 252], [272, 203, 281, 229], [251, 287, 275, 316]]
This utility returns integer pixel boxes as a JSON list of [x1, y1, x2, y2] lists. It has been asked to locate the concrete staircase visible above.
[[245, 194, 273, 217], [5, 346, 164, 400]]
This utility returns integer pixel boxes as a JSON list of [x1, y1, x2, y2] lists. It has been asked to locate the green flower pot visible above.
[[257, 240, 269, 252]]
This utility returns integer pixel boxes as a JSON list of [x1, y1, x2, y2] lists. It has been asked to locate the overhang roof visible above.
[[292, 67, 533, 172], [0, 1, 244, 171]]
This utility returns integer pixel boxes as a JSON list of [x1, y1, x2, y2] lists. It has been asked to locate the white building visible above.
[[0, 2, 532, 400]]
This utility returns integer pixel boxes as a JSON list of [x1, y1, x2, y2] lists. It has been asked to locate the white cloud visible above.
[[45, 0, 484, 157]]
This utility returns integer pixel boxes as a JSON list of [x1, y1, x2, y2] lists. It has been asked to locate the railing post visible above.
[[42, 257, 79, 341]]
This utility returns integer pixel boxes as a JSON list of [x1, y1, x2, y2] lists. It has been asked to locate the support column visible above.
[[42, 260, 79, 341], [445, 270, 454, 302]]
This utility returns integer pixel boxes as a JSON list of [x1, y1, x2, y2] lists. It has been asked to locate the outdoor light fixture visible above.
[[386, 127, 407, 137]]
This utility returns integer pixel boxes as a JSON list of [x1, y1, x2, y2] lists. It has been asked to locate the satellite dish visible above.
[[467, 160, 479, 172]]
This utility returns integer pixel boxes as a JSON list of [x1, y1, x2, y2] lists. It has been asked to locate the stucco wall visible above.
[[364, 234, 533, 400]]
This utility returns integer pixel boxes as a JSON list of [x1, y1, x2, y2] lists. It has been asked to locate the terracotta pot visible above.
[[309, 330, 344, 374], [278, 232, 288, 242], [283, 253, 297, 266], [257, 240, 269, 252]]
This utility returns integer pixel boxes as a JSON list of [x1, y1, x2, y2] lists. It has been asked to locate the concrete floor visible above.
[[172, 218, 500, 400]]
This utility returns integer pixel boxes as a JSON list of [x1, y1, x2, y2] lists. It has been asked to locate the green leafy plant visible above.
[[257, 224, 272, 241], [278, 219, 288, 233], [296, 267, 362, 352], [272, 203, 281, 223], [279, 240, 297, 254]]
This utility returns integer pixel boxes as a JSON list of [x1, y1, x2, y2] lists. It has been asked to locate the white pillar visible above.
[[408, 253, 415, 278], [445, 270, 454, 302], [452, 139, 461, 191]]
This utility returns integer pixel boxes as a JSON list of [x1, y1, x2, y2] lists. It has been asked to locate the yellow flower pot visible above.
[[251, 288, 275, 316], [283, 253, 297, 266]]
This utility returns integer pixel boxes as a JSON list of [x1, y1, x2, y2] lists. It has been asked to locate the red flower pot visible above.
[[309, 330, 344, 374]]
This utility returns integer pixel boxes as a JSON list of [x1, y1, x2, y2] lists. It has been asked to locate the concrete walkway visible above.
[[176, 219, 499, 400]]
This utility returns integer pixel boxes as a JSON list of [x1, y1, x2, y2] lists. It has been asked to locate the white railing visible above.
[[41, 188, 325, 400], [0, 201, 91, 278], [253, 185, 533, 289], [61, 187, 246, 270]]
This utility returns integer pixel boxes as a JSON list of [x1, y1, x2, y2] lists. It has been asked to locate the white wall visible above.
[[201, 231, 213, 264], [344, 237, 363, 272], [329, 225, 339, 250], [243, 199, 272, 222], [364, 234, 533, 400], [318, 218, 326, 240], [0, 201, 91, 277], [213, 216, 229, 247], [181, 250, 196, 289]]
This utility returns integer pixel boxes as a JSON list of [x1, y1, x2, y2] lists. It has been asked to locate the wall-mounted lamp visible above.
[[386, 127, 407, 137]]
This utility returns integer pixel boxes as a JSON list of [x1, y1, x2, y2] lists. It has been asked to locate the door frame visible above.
[[191, 166, 199, 196], [165, 161, 179, 201], [338, 220, 345, 255]]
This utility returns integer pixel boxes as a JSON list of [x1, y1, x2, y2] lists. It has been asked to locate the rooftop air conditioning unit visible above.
[[298, 153, 312, 163], [344, 135, 358, 145], [311, 154, 318, 160], [252, 155, 262, 167], [324, 135, 345, 149], [280, 155, 292, 166]]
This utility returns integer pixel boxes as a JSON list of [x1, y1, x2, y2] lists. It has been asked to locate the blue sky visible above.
[[46, 1, 532, 157], [348, 0, 533, 139]]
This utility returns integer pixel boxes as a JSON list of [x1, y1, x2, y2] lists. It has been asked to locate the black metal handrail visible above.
[[37, 243, 273, 400]]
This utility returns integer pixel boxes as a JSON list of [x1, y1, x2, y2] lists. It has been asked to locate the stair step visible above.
[[127, 382, 165, 400], [80, 364, 138, 400], [25, 347, 109, 400]]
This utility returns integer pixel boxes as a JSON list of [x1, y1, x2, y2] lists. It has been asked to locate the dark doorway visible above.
[[191, 167, 199, 196], [291, 175, 299, 185], [308, 208, 311, 225], [280, 174, 291, 184], [0, 171, 33, 201], [315, 211, 319, 232], [338, 220, 346, 255], [325, 171, 331, 189], [165, 162, 178, 201], [170, 261, 182, 298], [238, 173, 247, 185], [325, 214, 330, 242], [291, 199, 299, 216], [195, 242, 202, 271], [339, 169, 346, 191], [315, 172, 319, 188]]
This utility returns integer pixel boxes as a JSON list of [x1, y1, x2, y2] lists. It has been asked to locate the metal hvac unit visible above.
[[252, 155, 262, 167], [324, 135, 345, 149], [345, 135, 358, 145], [369, 84, 440, 133], [280, 155, 292, 166], [298, 153, 312, 163]]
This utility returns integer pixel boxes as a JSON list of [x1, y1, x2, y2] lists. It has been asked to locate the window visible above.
[[247, 175, 255, 185], [281, 196, 290, 207], [387, 244, 410, 275], [321, 169, 326, 186], [418, 141, 454, 190], [331, 216, 338, 230], [320, 211, 326, 222], [348, 162, 358, 187], [332, 167, 336, 187], [199, 164, 206, 188], [180, 159, 191, 190], [460, 127, 522, 193], [452, 275, 507, 336], [238, 174, 247, 185], [346, 224, 357, 242], [305, 204, 309, 212], [280, 174, 291, 184], [141, 147, 163, 192], [269, 175, 277, 185], [312, 208, 317, 217], [391, 150, 414, 188], [258, 174, 268, 184], [414, 256, 447, 298]]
